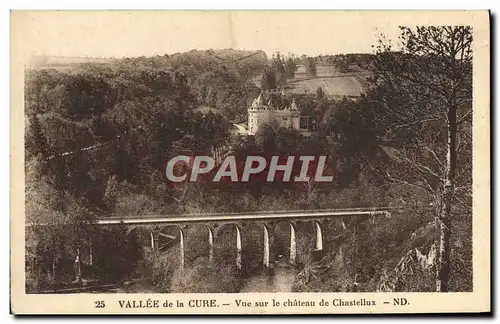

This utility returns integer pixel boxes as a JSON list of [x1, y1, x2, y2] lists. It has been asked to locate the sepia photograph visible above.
[[10, 10, 490, 314]]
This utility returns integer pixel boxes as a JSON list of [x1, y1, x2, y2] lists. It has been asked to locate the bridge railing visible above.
[[26, 205, 434, 227], [94, 205, 432, 223]]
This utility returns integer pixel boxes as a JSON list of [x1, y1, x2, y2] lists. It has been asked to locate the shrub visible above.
[[149, 249, 179, 292], [170, 257, 242, 293]]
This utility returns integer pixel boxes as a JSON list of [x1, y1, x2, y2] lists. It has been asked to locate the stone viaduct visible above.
[[91, 208, 395, 272]]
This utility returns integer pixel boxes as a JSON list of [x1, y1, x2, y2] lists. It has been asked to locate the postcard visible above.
[[10, 10, 490, 314]]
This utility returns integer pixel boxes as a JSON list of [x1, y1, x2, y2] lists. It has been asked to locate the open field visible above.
[[287, 64, 371, 98], [287, 75, 367, 97]]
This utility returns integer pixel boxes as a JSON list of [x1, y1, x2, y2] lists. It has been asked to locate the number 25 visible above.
[[94, 301, 105, 308]]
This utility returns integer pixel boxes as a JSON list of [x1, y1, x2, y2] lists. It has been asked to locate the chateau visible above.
[[247, 92, 301, 135]]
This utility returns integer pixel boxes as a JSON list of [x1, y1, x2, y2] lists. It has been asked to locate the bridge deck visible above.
[[27, 206, 432, 227], [94, 206, 427, 226]]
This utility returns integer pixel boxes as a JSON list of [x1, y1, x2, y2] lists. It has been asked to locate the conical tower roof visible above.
[[290, 98, 298, 110], [255, 92, 264, 106]]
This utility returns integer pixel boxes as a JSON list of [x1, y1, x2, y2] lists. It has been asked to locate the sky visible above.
[[12, 11, 411, 60]]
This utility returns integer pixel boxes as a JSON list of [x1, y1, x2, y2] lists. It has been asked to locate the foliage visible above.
[[25, 156, 97, 291], [284, 57, 298, 79], [260, 52, 298, 90], [93, 225, 142, 282], [293, 187, 438, 293], [149, 250, 180, 292], [306, 57, 317, 77], [260, 67, 277, 90], [170, 258, 242, 293]]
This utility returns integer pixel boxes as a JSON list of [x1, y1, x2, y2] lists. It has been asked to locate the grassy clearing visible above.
[[286, 64, 370, 97], [287, 76, 366, 97]]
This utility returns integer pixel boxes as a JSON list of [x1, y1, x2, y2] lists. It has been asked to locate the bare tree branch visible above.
[[457, 109, 472, 125], [423, 146, 446, 171], [386, 171, 435, 195]]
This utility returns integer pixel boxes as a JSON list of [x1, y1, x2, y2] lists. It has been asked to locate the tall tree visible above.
[[25, 114, 50, 159], [270, 53, 287, 86], [260, 68, 277, 90], [306, 57, 317, 77], [285, 57, 297, 79], [372, 26, 472, 292]]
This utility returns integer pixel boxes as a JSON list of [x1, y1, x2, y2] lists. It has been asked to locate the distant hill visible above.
[[209, 49, 267, 63], [27, 55, 116, 71], [27, 49, 268, 73]]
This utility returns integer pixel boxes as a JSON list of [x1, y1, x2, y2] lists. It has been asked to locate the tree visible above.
[[316, 87, 325, 100], [260, 68, 277, 90], [271, 53, 287, 86], [25, 114, 50, 159], [333, 54, 351, 73], [285, 57, 297, 79], [372, 26, 472, 292], [306, 57, 317, 77], [173, 71, 194, 105]]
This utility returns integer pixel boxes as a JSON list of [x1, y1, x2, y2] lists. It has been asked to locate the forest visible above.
[[25, 27, 472, 294]]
